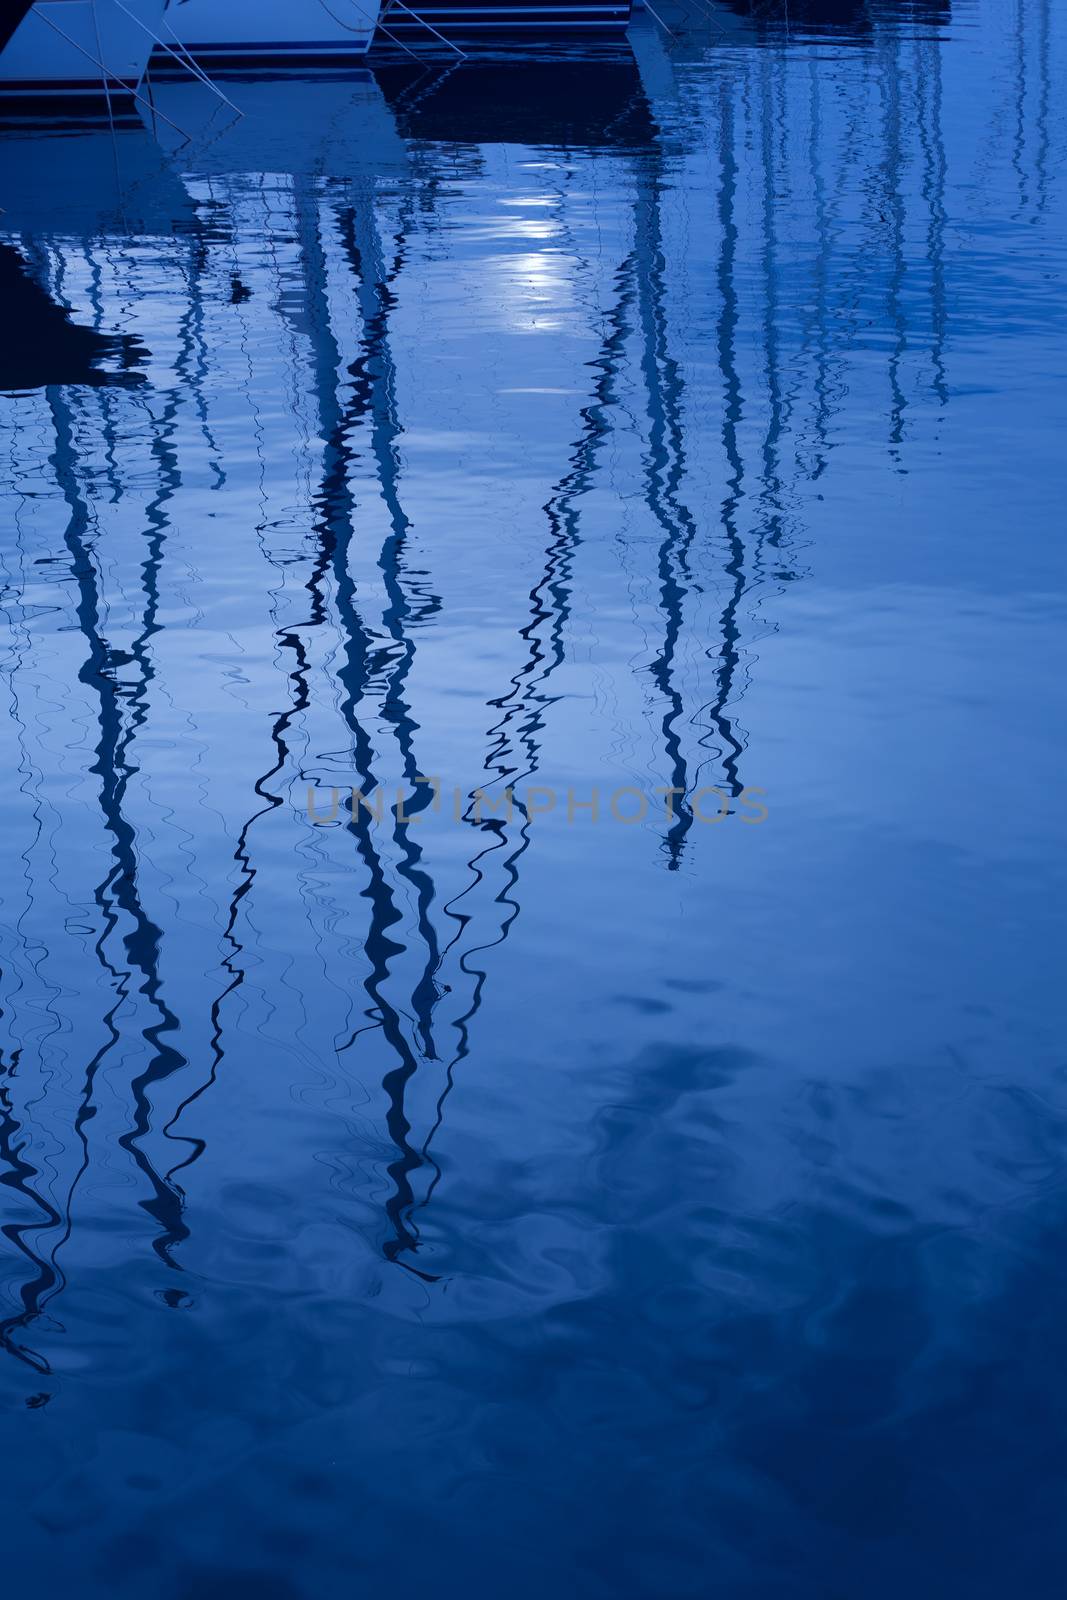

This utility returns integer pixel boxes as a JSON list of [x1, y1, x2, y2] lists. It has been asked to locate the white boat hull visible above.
[[151, 0, 380, 68], [0, 0, 164, 100]]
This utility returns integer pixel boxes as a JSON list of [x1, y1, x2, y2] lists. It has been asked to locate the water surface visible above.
[[2, 4, 1067, 1595]]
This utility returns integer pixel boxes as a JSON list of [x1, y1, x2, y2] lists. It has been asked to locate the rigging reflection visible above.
[[0, 3, 970, 1342]]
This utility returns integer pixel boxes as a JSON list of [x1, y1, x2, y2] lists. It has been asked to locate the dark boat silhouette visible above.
[[0, 0, 33, 52]]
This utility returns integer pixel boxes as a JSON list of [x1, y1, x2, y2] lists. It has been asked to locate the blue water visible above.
[[2, 4, 1067, 1594]]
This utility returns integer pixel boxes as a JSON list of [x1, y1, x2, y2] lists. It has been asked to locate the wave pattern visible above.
[[2, 5, 1067, 1595]]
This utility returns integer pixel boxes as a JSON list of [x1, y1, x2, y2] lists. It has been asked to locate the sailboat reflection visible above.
[[144, 74, 437, 1274], [384, 20, 958, 1264], [0, 135, 215, 1367], [0, 8, 965, 1343], [356, 47, 765, 1260], [1, 335, 195, 1367]]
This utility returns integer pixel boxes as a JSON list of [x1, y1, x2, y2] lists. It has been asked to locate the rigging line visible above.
[[112, 0, 243, 114], [314, 0, 431, 64], [31, 8, 194, 138], [380, 0, 468, 58], [678, 0, 727, 34], [374, 21, 433, 63], [641, 2, 679, 39], [369, 20, 427, 63], [393, 58, 462, 117], [90, 0, 128, 235]]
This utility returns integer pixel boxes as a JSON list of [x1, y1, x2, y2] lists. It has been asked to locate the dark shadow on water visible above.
[[0, 3, 35, 54], [0, 241, 145, 391], [711, 0, 952, 38], [375, 53, 657, 148]]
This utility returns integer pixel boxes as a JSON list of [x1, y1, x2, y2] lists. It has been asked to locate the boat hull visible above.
[[0, 0, 163, 101], [375, 0, 632, 35], [149, 0, 379, 69]]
